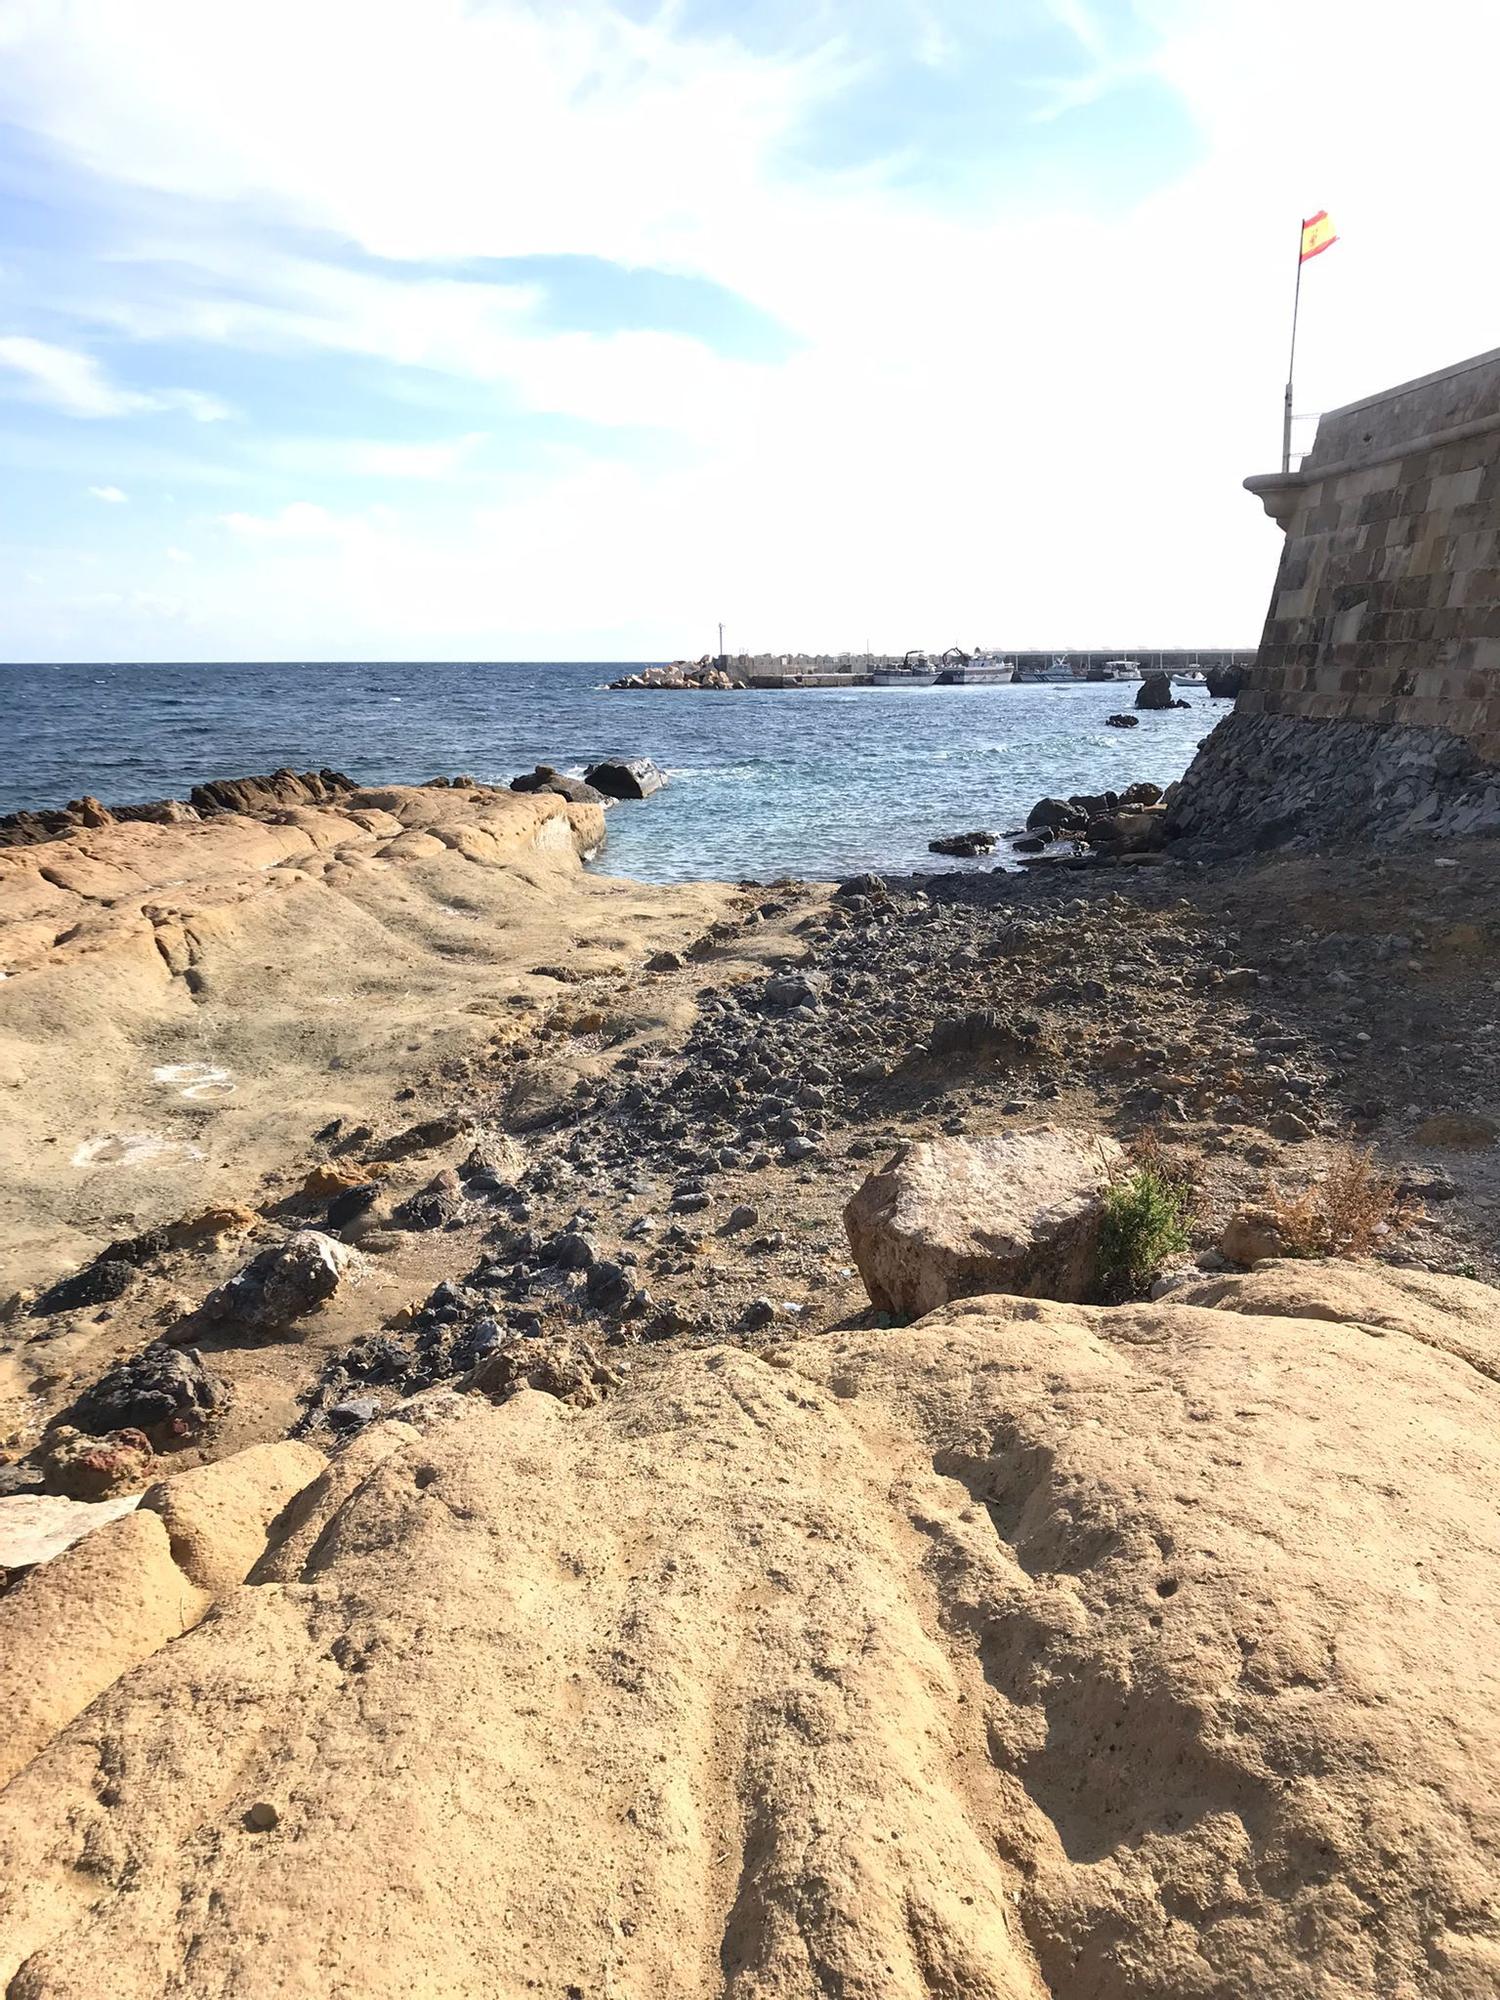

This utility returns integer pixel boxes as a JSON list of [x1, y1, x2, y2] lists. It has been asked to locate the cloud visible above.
[[0, 335, 232, 420], [0, 0, 842, 269], [165, 545, 190, 561], [259, 430, 491, 483], [218, 501, 348, 541], [87, 482, 127, 501], [3, 0, 1500, 660]]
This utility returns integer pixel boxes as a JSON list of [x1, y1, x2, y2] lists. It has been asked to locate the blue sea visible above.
[[0, 661, 1219, 882]]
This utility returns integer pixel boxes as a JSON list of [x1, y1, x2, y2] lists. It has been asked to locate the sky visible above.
[[0, 0, 1495, 663]]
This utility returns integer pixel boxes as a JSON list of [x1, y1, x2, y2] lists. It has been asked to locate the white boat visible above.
[[1172, 668, 1207, 685], [1101, 658, 1141, 679], [935, 648, 1015, 684]]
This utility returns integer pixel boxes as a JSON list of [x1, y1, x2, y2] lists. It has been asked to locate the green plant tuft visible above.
[[1096, 1143, 1194, 1301]]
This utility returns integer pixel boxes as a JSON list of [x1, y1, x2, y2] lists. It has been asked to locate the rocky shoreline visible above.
[[5, 755, 1500, 1992], [7, 785, 1500, 1459]]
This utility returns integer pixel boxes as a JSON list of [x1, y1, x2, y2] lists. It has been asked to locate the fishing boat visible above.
[[871, 649, 938, 686], [934, 647, 1016, 685]]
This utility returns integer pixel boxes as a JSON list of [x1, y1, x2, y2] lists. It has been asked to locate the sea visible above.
[[0, 661, 1220, 883]]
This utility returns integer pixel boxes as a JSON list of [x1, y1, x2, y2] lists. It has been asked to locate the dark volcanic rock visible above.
[[1026, 797, 1087, 834], [1106, 712, 1139, 729], [509, 765, 609, 807], [930, 1010, 1038, 1061], [835, 874, 888, 901], [392, 1172, 467, 1232], [1136, 672, 1189, 711], [203, 1230, 364, 1329], [582, 758, 667, 800], [32, 1258, 135, 1317], [65, 1341, 231, 1444], [928, 831, 999, 857]]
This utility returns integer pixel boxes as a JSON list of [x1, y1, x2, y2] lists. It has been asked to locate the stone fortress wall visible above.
[[1170, 346, 1500, 845]]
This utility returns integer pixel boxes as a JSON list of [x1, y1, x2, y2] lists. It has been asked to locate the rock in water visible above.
[[1136, 671, 1189, 711], [1136, 670, 1174, 709], [843, 1127, 1124, 1315], [2, 1264, 1498, 1996], [927, 830, 998, 857], [1025, 796, 1087, 833], [582, 757, 666, 800], [508, 765, 609, 807]]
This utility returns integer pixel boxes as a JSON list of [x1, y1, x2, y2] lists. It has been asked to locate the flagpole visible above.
[[1282, 218, 1305, 475]]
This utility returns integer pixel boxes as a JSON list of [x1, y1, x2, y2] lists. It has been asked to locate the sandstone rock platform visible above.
[[3, 1263, 1496, 1995], [0, 781, 733, 1301]]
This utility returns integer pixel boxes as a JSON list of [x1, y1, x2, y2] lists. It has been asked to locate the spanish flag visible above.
[[1300, 210, 1337, 262]]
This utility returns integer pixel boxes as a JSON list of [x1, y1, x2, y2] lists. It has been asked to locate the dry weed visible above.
[[1265, 1146, 1420, 1258]]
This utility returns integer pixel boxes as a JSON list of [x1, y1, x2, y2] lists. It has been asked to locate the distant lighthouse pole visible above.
[[717, 621, 725, 667]]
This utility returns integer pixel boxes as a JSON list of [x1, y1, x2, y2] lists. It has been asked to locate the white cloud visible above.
[[87, 482, 127, 502], [165, 545, 191, 561], [0, 334, 232, 421], [0, 337, 147, 417], [3, 0, 1500, 657], [219, 501, 346, 541], [259, 429, 491, 482]]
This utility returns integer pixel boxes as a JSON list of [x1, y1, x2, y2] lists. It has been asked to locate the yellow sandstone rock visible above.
[[1, 1267, 1496, 1995]]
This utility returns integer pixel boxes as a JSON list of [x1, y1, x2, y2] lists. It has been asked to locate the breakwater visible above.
[[617, 647, 1255, 691]]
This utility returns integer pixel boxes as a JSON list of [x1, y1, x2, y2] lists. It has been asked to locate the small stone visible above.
[[1219, 1209, 1290, 1266], [550, 1231, 598, 1269], [724, 1205, 759, 1233], [327, 1397, 379, 1431], [246, 1802, 279, 1831]]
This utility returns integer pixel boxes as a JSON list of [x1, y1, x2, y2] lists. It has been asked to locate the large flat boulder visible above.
[[583, 757, 666, 800], [0, 1490, 141, 1574], [1, 1271, 1497, 1995], [844, 1127, 1124, 1316]]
